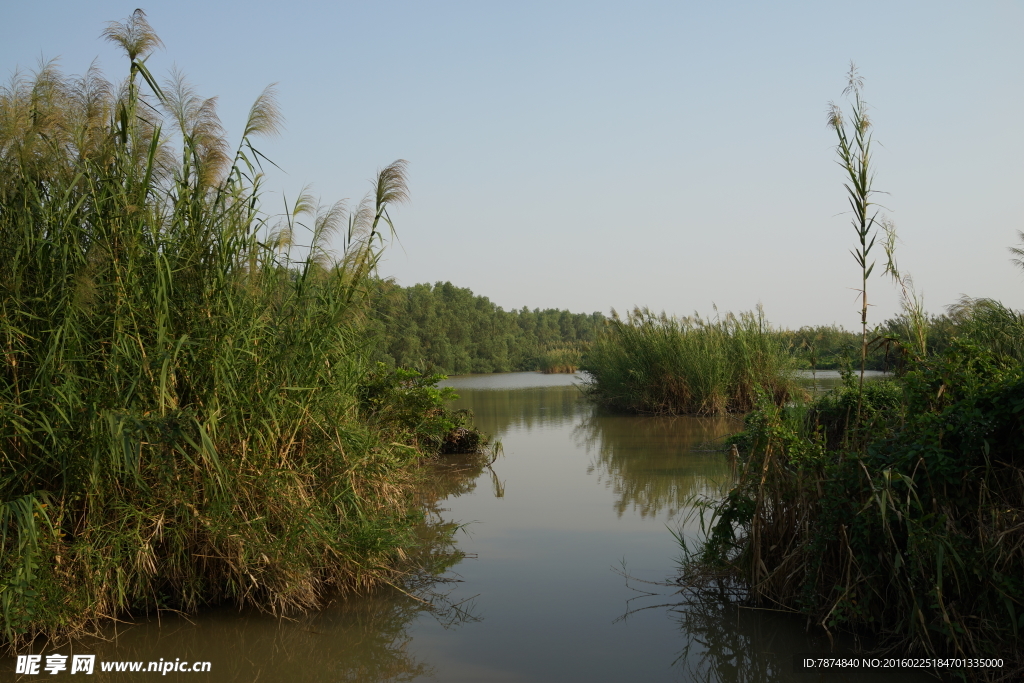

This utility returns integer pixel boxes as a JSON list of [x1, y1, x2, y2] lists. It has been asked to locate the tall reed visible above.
[[828, 63, 884, 397], [0, 11, 439, 647], [581, 307, 798, 415]]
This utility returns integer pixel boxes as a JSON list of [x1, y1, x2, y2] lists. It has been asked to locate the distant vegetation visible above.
[[364, 280, 945, 380], [581, 307, 798, 415], [366, 280, 604, 374], [783, 314, 960, 372], [537, 346, 583, 374]]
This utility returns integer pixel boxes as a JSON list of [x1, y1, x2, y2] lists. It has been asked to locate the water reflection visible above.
[[668, 592, 946, 683], [794, 369, 891, 396], [450, 382, 741, 520], [419, 450, 493, 504], [449, 384, 593, 437], [2, 591, 441, 682], [574, 413, 739, 518]]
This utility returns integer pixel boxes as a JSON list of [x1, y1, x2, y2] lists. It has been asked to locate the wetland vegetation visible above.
[[580, 306, 799, 416], [681, 312, 1024, 681], [0, 10, 481, 649]]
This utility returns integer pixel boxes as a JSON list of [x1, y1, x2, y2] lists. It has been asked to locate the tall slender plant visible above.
[[828, 63, 883, 409]]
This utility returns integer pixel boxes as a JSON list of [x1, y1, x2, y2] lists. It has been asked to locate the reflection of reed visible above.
[[670, 593, 931, 683], [411, 449, 501, 580], [669, 593, 807, 683], [574, 414, 740, 518], [418, 442, 506, 506], [54, 456, 493, 683], [448, 385, 594, 437], [62, 592, 435, 683]]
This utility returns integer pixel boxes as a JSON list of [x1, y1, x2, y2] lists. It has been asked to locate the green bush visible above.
[[808, 374, 905, 448], [358, 364, 484, 454]]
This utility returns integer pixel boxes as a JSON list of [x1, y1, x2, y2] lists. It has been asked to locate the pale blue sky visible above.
[[3, 2, 1023, 329]]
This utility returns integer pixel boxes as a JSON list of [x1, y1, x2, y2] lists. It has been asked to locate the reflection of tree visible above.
[[454, 384, 742, 519], [448, 385, 594, 438], [574, 413, 739, 518], [418, 450, 490, 504]]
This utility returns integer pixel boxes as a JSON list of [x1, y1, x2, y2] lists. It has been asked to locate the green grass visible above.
[[0, 10, 471, 648], [581, 307, 799, 415]]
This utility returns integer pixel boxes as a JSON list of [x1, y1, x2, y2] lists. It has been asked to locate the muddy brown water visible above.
[[6, 371, 946, 682]]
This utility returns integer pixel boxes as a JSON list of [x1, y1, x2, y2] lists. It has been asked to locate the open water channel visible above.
[[8, 371, 943, 682]]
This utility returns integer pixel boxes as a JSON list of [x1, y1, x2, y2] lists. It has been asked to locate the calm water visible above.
[[794, 369, 891, 395], [7, 371, 939, 682]]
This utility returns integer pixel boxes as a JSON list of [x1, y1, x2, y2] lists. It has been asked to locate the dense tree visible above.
[[367, 280, 606, 374]]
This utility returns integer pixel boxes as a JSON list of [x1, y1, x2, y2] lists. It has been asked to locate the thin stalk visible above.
[[828, 63, 882, 425]]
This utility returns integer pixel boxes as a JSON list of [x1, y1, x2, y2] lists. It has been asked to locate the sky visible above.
[[3, 1, 1023, 329]]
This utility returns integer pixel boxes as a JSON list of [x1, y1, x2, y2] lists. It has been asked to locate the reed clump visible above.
[[0, 11, 476, 648], [581, 307, 799, 415], [537, 345, 583, 374]]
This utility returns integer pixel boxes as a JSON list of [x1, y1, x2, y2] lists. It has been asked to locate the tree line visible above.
[[366, 280, 606, 374]]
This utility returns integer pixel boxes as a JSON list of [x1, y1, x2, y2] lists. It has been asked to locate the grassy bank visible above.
[[581, 307, 798, 415], [0, 11, 477, 648], [682, 322, 1024, 679]]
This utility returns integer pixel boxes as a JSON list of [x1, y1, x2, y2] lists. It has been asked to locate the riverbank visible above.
[[680, 337, 1024, 680]]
